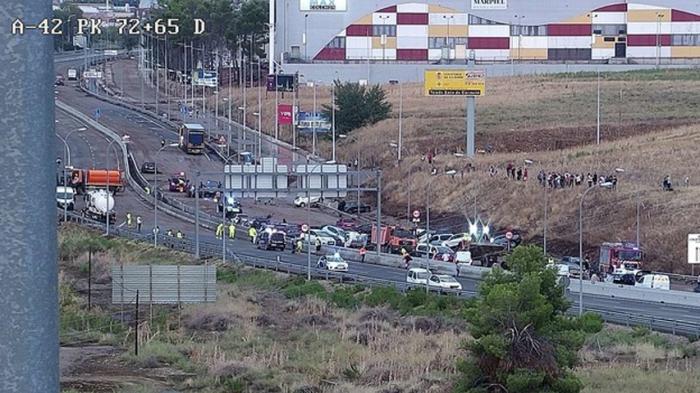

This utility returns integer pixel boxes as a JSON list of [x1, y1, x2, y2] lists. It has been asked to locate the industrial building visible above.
[[275, 1, 700, 63]]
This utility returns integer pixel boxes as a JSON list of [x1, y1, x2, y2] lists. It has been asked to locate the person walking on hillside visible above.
[[136, 215, 143, 232]]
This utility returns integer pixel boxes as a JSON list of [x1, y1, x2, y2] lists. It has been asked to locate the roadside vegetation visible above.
[[59, 227, 700, 393]]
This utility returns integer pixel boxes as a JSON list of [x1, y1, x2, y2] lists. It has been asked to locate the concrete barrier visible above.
[[570, 280, 700, 307]]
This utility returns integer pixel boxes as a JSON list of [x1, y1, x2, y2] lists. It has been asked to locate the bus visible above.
[[179, 123, 205, 154]]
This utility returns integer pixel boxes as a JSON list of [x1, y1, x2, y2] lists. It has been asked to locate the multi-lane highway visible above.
[[53, 52, 700, 336]]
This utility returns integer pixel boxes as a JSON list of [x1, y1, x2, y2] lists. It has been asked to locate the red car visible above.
[[336, 217, 357, 230], [168, 172, 190, 193]]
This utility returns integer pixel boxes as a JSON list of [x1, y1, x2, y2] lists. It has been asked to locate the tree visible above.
[[455, 246, 602, 393], [53, 3, 83, 51], [322, 81, 392, 134]]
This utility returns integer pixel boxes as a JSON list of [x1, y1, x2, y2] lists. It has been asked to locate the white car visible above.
[[317, 254, 348, 271], [294, 195, 321, 207], [428, 274, 463, 290], [322, 225, 348, 244], [56, 186, 76, 210], [635, 274, 670, 290], [406, 268, 431, 285], [304, 229, 336, 246], [441, 233, 470, 249]]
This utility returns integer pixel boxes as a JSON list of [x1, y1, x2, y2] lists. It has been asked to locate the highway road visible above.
[[53, 52, 700, 335]]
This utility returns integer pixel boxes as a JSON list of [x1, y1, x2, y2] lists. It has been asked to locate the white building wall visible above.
[[468, 25, 511, 37], [429, 13, 468, 25], [473, 49, 510, 60], [592, 48, 615, 59], [397, 25, 429, 37], [627, 46, 671, 57], [511, 36, 548, 48], [671, 22, 700, 33], [591, 12, 626, 24], [548, 36, 593, 48], [372, 13, 397, 25], [397, 35, 428, 48], [396, 3, 429, 13], [627, 22, 673, 34]]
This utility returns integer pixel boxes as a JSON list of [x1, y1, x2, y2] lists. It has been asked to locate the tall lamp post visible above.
[[389, 79, 403, 161], [104, 136, 127, 236], [578, 181, 614, 315], [153, 142, 179, 246], [56, 127, 87, 222]]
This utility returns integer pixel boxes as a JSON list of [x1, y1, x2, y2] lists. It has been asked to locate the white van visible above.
[[406, 268, 431, 286], [635, 274, 670, 291]]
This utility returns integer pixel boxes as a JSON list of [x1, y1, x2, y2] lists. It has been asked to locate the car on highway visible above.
[[428, 274, 463, 290], [441, 233, 470, 249], [406, 268, 431, 286], [492, 231, 523, 248], [413, 244, 456, 262], [294, 195, 321, 208], [140, 161, 159, 174], [420, 233, 454, 245], [565, 261, 582, 278], [233, 213, 249, 226], [198, 180, 222, 198], [336, 217, 358, 231], [635, 274, 670, 290], [217, 195, 242, 218], [56, 186, 76, 210], [303, 229, 336, 246], [317, 253, 348, 272], [168, 172, 189, 193], [345, 231, 368, 248], [257, 230, 286, 251], [339, 200, 371, 214], [321, 225, 348, 244], [55, 75, 65, 86]]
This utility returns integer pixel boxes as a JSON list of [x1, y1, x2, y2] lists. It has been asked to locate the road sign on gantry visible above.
[[295, 163, 348, 198], [424, 70, 485, 96], [225, 157, 289, 199], [688, 234, 700, 264]]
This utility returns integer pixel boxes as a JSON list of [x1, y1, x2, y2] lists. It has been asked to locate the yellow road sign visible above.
[[424, 70, 486, 96]]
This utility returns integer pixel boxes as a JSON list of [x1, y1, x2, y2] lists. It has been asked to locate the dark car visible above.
[[55, 75, 65, 86], [336, 217, 357, 230], [257, 231, 286, 251], [342, 201, 371, 214], [355, 223, 372, 234], [199, 180, 222, 198], [141, 161, 158, 174]]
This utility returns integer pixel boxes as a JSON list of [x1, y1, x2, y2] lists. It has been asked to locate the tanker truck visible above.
[[82, 189, 116, 224]]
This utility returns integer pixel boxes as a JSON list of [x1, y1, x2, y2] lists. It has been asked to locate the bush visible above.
[[283, 278, 326, 299]]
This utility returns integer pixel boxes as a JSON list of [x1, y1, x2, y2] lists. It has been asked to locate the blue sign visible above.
[[297, 112, 331, 133]]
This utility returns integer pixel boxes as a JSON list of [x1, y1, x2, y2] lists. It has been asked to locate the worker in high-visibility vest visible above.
[[248, 226, 257, 243], [228, 223, 236, 239], [126, 212, 132, 228], [216, 223, 224, 239]]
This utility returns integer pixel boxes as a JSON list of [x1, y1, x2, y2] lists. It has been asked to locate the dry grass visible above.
[[181, 280, 462, 392]]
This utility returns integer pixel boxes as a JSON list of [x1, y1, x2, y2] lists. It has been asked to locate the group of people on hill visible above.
[[505, 163, 528, 181], [536, 170, 618, 189]]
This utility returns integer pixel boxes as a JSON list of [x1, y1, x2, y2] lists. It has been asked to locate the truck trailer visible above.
[[82, 189, 116, 224], [70, 169, 124, 194]]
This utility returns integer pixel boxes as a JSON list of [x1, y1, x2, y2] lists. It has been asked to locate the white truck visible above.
[[56, 186, 76, 211], [67, 68, 78, 81], [82, 189, 115, 223]]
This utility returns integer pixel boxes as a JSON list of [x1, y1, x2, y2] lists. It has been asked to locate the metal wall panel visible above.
[[547, 48, 592, 60], [627, 9, 672, 22], [671, 22, 700, 33], [468, 25, 511, 37], [397, 25, 429, 37], [628, 22, 673, 34], [397, 35, 429, 48], [396, 3, 429, 13], [672, 9, 700, 21], [627, 34, 672, 46], [397, 13, 429, 25], [473, 49, 510, 60], [593, 3, 628, 12], [671, 46, 700, 56], [511, 36, 548, 49], [314, 48, 346, 60], [372, 13, 397, 25], [628, 3, 666, 10], [510, 48, 548, 59], [468, 37, 510, 49], [548, 36, 593, 48], [428, 48, 443, 60], [627, 46, 671, 57], [429, 13, 469, 25], [396, 48, 428, 60], [592, 47, 615, 59], [346, 24, 372, 36], [346, 36, 370, 49], [371, 48, 397, 60], [345, 48, 369, 59], [548, 24, 593, 36], [591, 12, 626, 24]]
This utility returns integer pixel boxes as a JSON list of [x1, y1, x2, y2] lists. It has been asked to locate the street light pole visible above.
[[425, 175, 432, 294], [312, 81, 317, 156], [104, 137, 122, 236], [398, 82, 403, 161], [597, 69, 601, 145], [332, 82, 336, 162], [153, 143, 177, 246], [579, 182, 613, 315], [543, 183, 548, 257]]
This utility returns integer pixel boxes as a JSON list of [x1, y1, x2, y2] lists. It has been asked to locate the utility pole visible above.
[[597, 69, 601, 145], [134, 290, 140, 356]]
